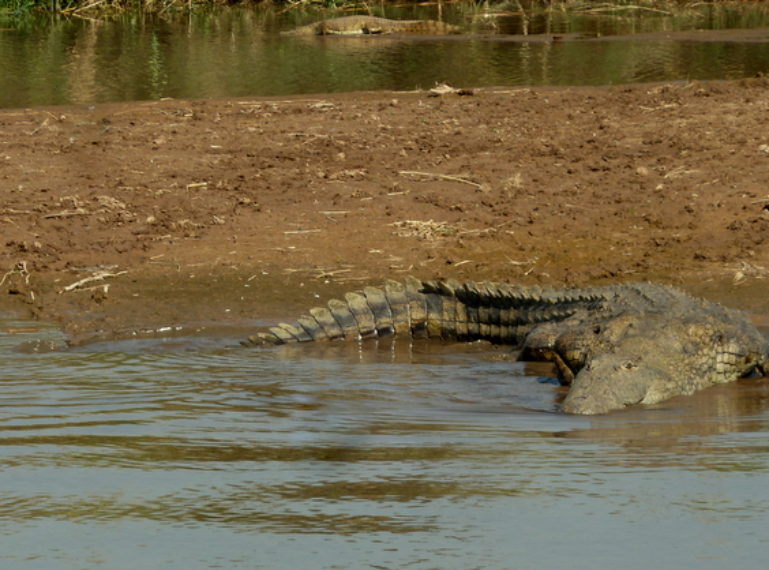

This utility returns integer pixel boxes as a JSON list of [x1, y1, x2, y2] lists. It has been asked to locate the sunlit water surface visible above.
[[1, 320, 768, 569]]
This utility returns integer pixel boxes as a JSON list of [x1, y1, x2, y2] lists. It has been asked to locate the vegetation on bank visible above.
[[2, 0, 766, 18]]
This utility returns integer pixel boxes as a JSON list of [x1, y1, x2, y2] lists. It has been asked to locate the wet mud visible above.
[[2, 78, 769, 340]]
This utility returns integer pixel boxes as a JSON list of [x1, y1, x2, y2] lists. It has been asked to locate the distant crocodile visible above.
[[284, 15, 460, 36], [246, 277, 768, 415]]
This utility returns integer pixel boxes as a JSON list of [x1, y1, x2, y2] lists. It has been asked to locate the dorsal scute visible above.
[[403, 276, 428, 337], [384, 280, 411, 334], [328, 298, 359, 338], [344, 291, 378, 339], [275, 322, 313, 342], [309, 307, 345, 340], [267, 326, 296, 343], [363, 286, 394, 335], [296, 315, 327, 341]]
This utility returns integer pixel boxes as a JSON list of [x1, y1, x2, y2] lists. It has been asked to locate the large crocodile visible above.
[[284, 15, 459, 36], [246, 277, 768, 415]]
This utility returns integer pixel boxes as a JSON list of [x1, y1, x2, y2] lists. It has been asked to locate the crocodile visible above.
[[245, 277, 768, 415], [283, 15, 460, 37]]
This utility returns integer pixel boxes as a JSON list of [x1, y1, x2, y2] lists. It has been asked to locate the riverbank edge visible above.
[[3, 78, 769, 342]]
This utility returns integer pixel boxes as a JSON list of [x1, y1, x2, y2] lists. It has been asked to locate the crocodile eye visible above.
[[621, 360, 638, 371]]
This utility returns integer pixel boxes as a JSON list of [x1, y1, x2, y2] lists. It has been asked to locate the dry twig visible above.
[[43, 208, 89, 219], [0, 261, 30, 288], [60, 271, 127, 294], [398, 170, 484, 189]]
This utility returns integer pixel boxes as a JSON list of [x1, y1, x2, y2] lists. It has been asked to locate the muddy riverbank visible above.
[[2, 78, 769, 341]]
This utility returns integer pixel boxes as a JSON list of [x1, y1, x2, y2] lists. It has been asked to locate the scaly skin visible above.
[[245, 277, 769, 415], [284, 16, 459, 37]]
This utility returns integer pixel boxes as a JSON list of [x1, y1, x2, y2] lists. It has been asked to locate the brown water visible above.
[[3, 5, 769, 566], [2, 5, 769, 108], [2, 320, 768, 569]]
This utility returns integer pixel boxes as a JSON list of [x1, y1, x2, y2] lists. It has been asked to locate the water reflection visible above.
[[1, 321, 769, 568], [2, 8, 769, 108], [567, 376, 769, 454]]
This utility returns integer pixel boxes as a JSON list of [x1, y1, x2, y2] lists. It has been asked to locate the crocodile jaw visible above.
[[561, 357, 658, 414]]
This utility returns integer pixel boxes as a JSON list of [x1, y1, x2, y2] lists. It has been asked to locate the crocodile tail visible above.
[[245, 276, 467, 345], [280, 23, 320, 36], [243, 277, 591, 346]]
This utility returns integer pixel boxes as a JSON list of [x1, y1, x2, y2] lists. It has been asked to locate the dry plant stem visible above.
[[67, 0, 110, 14], [398, 170, 483, 189], [0, 261, 30, 288], [60, 271, 127, 294], [43, 209, 89, 219]]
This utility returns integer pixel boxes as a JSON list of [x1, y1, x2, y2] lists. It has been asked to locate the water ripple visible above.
[[2, 320, 769, 568]]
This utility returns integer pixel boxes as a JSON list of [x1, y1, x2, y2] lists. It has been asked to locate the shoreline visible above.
[[2, 79, 769, 341]]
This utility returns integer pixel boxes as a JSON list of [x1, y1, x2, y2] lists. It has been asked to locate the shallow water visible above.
[[2, 6, 769, 108], [1, 320, 768, 569]]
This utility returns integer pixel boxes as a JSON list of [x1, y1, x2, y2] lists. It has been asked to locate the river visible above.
[[1, 319, 768, 568], [3, 3, 769, 568], [2, 4, 769, 108]]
